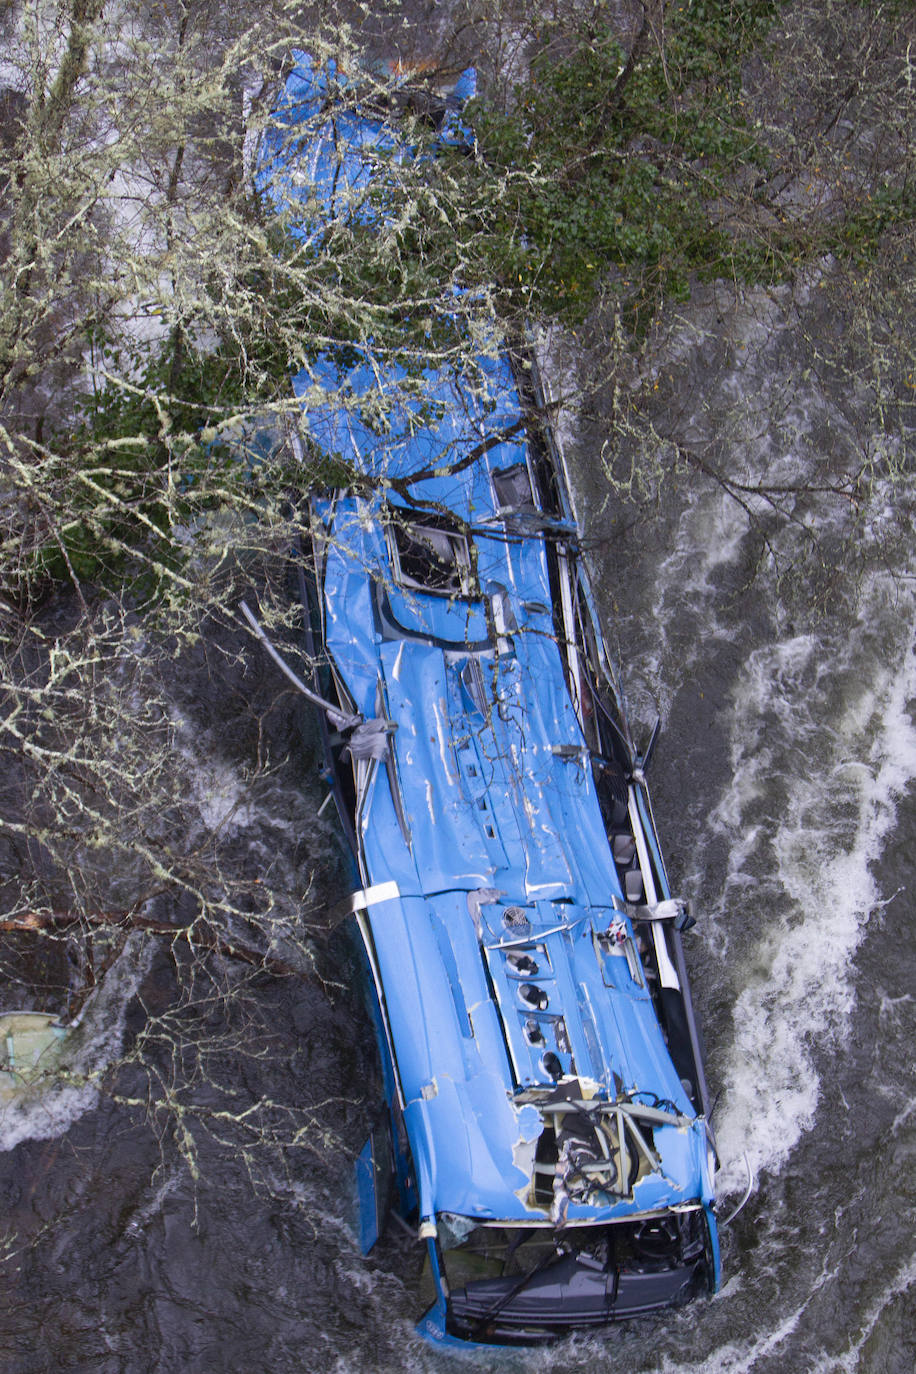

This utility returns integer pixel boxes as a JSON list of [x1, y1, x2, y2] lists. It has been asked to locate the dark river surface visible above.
[[1, 274, 914, 1372]]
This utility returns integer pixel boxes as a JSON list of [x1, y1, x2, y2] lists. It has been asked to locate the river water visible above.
[[1, 277, 914, 1370]]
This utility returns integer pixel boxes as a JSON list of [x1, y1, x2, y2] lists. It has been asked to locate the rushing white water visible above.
[[808, 1254, 916, 1373], [707, 578, 916, 1192], [0, 934, 152, 1152], [566, 274, 916, 1216]]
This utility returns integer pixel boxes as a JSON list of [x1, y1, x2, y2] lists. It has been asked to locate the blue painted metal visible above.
[[704, 1202, 723, 1289], [354, 1135, 379, 1254], [261, 53, 720, 1343]]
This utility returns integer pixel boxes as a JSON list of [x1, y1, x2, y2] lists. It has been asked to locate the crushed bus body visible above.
[[256, 52, 721, 1345]]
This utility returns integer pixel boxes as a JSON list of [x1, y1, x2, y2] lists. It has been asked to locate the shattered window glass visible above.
[[389, 518, 473, 596], [492, 463, 535, 512]]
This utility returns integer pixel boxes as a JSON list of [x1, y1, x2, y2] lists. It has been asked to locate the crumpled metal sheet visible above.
[[266, 54, 712, 1228]]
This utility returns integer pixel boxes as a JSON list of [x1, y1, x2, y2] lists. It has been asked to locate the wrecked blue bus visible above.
[[258, 52, 720, 1345]]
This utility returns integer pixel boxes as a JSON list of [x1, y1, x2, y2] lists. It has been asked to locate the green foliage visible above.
[[12, 0, 914, 607], [455, 0, 916, 327], [461, 1, 783, 323], [30, 330, 289, 599], [830, 185, 916, 262]]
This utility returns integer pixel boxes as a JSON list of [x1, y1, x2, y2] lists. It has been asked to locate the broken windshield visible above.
[[437, 1211, 710, 1338]]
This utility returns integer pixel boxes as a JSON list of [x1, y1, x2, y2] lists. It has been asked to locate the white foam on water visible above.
[[186, 751, 259, 834], [120, 1164, 182, 1240], [0, 1080, 100, 1156], [0, 934, 152, 1152], [711, 580, 916, 1192], [662, 485, 750, 592], [614, 483, 751, 725], [807, 1251, 916, 1373], [656, 1289, 814, 1374], [171, 708, 259, 836], [649, 1244, 848, 1374]]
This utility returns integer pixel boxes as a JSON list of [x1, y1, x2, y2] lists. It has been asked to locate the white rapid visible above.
[[711, 588, 916, 1191]]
